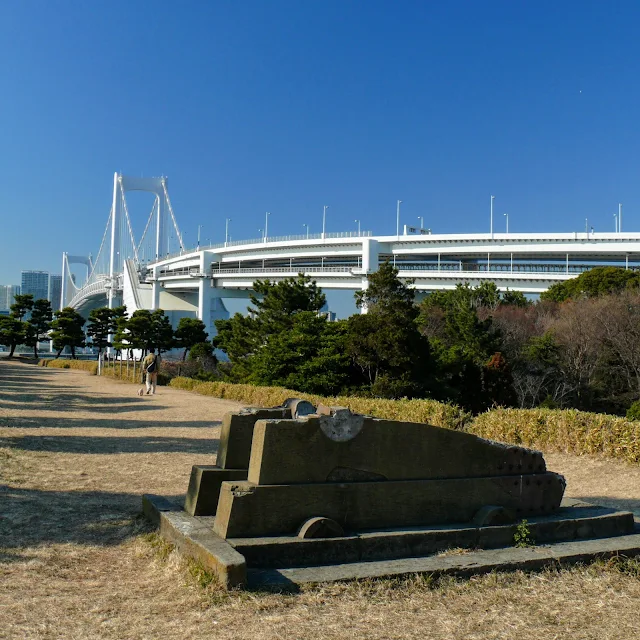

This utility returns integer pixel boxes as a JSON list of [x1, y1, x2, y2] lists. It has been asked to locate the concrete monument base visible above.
[[143, 494, 639, 589]]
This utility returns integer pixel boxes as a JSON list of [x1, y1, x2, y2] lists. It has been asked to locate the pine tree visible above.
[[50, 307, 86, 359], [151, 309, 175, 353], [175, 317, 208, 361], [348, 261, 433, 398], [24, 299, 53, 359], [87, 307, 116, 358]]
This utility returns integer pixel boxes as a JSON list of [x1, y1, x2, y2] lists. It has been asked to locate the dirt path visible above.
[[2, 359, 640, 639]]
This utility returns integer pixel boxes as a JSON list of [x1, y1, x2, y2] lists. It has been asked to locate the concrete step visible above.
[[230, 499, 634, 569]]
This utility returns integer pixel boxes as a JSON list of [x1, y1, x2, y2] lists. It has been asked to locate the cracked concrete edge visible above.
[[142, 494, 247, 589]]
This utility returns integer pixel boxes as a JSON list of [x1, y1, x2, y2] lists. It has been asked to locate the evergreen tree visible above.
[[249, 313, 351, 395], [11, 294, 34, 320], [348, 261, 433, 398], [213, 275, 344, 391], [50, 307, 86, 359], [111, 306, 129, 355], [86, 307, 116, 358], [419, 283, 506, 411], [175, 317, 208, 360], [125, 310, 154, 354], [151, 309, 175, 353], [0, 294, 35, 357], [541, 266, 640, 302], [0, 316, 25, 357], [24, 298, 53, 359]]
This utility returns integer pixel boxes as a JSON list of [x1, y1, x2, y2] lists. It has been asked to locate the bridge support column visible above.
[[197, 281, 230, 341], [151, 267, 160, 310], [360, 239, 379, 314], [196, 252, 228, 339]]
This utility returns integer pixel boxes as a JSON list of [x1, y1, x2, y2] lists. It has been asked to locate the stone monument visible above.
[[144, 401, 637, 589]]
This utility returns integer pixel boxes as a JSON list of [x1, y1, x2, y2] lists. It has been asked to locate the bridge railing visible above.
[[155, 230, 374, 262], [156, 261, 623, 280], [211, 266, 356, 275]]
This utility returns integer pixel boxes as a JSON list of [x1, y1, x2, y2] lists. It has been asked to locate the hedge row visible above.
[[100, 364, 171, 386], [39, 359, 98, 374], [168, 377, 471, 430], [40, 361, 640, 464], [469, 408, 640, 464], [168, 378, 640, 463]]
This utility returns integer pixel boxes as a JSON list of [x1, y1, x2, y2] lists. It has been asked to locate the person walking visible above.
[[142, 347, 161, 395]]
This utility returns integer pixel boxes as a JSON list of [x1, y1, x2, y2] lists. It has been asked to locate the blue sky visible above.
[[1, 1, 640, 283]]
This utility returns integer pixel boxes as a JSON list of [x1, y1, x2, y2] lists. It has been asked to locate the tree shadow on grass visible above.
[[0, 393, 173, 414], [0, 485, 184, 552], [2, 415, 222, 430], [0, 434, 220, 454]]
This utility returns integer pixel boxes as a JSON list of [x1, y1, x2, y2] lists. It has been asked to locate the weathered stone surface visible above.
[[143, 494, 247, 589], [247, 416, 546, 485], [247, 525, 640, 587], [230, 499, 635, 569], [217, 407, 291, 470], [213, 473, 566, 538], [184, 465, 248, 516]]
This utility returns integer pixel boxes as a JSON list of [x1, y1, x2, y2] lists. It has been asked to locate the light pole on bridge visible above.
[[396, 200, 402, 238], [264, 212, 270, 242], [490, 195, 495, 237], [322, 205, 329, 240], [355, 219, 361, 235], [303, 223, 309, 238], [225, 218, 232, 246], [504, 213, 509, 234]]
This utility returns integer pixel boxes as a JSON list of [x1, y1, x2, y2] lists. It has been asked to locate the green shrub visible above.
[[626, 401, 640, 421], [538, 395, 559, 409], [188, 342, 214, 361]]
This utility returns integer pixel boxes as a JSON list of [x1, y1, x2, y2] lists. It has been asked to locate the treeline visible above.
[[0, 295, 211, 362], [213, 263, 640, 415], [8, 264, 640, 416]]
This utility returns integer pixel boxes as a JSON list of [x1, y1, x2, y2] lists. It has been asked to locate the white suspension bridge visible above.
[[62, 173, 640, 337]]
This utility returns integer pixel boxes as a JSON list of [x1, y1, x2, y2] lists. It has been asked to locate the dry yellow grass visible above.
[[169, 375, 471, 430], [3, 359, 640, 639], [40, 358, 98, 373], [471, 407, 640, 464]]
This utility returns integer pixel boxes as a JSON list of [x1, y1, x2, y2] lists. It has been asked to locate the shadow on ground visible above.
[[575, 496, 640, 518], [1, 415, 221, 431], [0, 485, 184, 552], [0, 434, 220, 454]]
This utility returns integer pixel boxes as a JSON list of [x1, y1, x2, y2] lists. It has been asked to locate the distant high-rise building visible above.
[[0, 285, 20, 311], [21, 270, 49, 303], [48, 274, 62, 311]]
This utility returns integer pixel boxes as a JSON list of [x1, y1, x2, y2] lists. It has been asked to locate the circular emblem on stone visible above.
[[319, 409, 365, 442]]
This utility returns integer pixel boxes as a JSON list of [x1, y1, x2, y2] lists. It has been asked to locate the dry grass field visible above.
[[2, 359, 640, 639]]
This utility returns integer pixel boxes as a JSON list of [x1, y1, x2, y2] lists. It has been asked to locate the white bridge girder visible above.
[[65, 173, 640, 335]]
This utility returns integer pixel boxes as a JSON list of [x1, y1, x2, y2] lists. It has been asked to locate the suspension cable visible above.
[[162, 180, 184, 250]]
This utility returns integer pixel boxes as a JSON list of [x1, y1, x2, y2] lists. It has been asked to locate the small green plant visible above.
[[626, 401, 640, 421], [538, 395, 559, 409], [143, 532, 175, 560], [513, 519, 534, 548], [187, 558, 218, 589]]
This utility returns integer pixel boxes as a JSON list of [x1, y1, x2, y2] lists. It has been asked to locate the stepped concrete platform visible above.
[[142, 494, 639, 589]]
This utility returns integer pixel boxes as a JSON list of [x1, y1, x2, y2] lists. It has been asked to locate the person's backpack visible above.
[[146, 355, 157, 373]]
